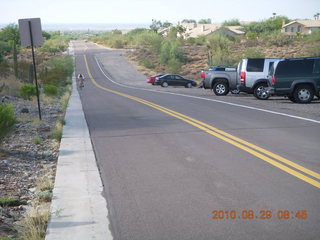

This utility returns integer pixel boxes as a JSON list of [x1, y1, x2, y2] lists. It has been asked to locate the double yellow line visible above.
[[83, 55, 320, 189]]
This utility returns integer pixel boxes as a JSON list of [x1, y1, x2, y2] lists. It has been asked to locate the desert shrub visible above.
[[206, 34, 235, 66], [139, 58, 155, 69], [263, 32, 294, 46], [44, 85, 58, 96], [222, 19, 241, 26], [32, 135, 42, 145], [132, 30, 163, 54], [305, 29, 320, 42], [303, 42, 320, 57], [0, 60, 10, 77], [0, 197, 26, 207], [241, 47, 266, 58], [246, 32, 258, 40], [209, 53, 238, 67], [167, 58, 182, 74], [241, 16, 290, 35], [194, 35, 206, 45], [159, 41, 185, 65], [20, 84, 37, 100], [40, 56, 74, 86], [206, 34, 231, 55], [0, 103, 16, 140]]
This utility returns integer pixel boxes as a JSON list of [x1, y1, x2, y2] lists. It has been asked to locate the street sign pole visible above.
[[28, 20, 41, 120], [19, 18, 43, 121]]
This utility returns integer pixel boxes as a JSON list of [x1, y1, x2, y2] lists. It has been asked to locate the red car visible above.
[[147, 74, 163, 85]]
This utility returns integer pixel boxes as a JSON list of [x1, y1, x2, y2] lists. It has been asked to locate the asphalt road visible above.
[[73, 40, 320, 240]]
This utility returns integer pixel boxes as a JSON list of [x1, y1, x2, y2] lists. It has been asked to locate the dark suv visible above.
[[267, 57, 320, 103]]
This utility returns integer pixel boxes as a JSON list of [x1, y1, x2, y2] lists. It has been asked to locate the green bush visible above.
[[139, 58, 155, 69], [304, 42, 320, 57], [263, 32, 294, 46], [0, 197, 26, 207], [241, 47, 266, 58], [44, 85, 58, 96], [159, 41, 185, 65], [168, 57, 182, 74], [20, 84, 37, 100], [40, 56, 74, 86], [0, 104, 16, 140]]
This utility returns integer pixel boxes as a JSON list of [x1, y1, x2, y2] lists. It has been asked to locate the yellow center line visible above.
[[83, 54, 320, 189]]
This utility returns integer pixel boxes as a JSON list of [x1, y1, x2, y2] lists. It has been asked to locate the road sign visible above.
[[18, 18, 43, 46], [18, 18, 43, 120]]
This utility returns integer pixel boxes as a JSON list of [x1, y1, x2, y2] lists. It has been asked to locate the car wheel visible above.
[[185, 82, 192, 88], [161, 82, 168, 88], [212, 81, 229, 96], [293, 85, 314, 103], [253, 83, 270, 100]]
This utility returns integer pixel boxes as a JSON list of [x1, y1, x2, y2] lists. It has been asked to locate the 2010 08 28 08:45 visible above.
[[211, 210, 308, 220]]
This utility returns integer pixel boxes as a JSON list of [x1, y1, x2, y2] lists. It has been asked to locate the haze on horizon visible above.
[[1, 0, 319, 27]]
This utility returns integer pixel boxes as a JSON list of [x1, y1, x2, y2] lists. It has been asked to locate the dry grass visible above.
[[0, 77, 22, 97], [17, 170, 55, 240], [18, 206, 50, 240]]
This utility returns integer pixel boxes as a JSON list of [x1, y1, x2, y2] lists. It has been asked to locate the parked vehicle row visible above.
[[199, 57, 320, 103], [146, 57, 320, 103]]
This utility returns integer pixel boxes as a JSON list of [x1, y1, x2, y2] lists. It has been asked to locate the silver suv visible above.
[[237, 58, 282, 99]]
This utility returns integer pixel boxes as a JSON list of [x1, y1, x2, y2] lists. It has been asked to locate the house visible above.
[[180, 23, 221, 38], [219, 26, 245, 38], [281, 20, 320, 35]]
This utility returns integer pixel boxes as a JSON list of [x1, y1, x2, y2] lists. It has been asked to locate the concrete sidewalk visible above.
[[45, 77, 112, 240]]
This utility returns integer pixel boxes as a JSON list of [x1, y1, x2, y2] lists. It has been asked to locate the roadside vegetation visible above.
[[0, 24, 74, 137], [89, 16, 319, 80], [0, 23, 74, 239]]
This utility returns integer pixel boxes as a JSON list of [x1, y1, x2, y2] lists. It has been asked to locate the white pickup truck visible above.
[[201, 66, 238, 95]]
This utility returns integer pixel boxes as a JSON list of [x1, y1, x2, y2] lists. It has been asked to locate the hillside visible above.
[[126, 38, 312, 82]]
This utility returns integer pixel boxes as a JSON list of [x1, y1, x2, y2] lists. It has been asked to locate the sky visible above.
[[1, 0, 319, 27]]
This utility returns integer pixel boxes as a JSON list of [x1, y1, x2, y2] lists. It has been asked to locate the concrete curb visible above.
[[45, 76, 112, 240]]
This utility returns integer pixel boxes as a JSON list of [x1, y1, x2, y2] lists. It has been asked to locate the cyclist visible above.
[[77, 73, 85, 89]]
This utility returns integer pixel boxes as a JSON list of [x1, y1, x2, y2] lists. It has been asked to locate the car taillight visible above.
[[272, 75, 276, 85], [240, 72, 246, 83], [201, 72, 205, 79]]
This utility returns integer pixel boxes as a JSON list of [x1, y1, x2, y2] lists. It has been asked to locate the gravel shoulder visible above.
[[0, 96, 64, 238]]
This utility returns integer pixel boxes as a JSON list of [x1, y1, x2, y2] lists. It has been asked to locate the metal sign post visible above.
[[18, 18, 43, 120]]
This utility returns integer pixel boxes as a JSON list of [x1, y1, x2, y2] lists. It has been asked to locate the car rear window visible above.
[[246, 59, 264, 72], [276, 59, 314, 75]]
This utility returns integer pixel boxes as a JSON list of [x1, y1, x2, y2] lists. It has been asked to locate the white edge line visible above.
[[93, 56, 320, 124]]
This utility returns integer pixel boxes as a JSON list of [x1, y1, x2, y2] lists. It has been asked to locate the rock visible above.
[[38, 123, 51, 132], [20, 108, 29, 113]]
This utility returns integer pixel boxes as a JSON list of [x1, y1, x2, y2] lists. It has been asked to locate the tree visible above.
[[241, 16, 290, 35], [42, 31, 52, 40], [222, 19, 240, 26], [198, 19, 212, 24], [150, 19, 163, 32], [0, 24, 20, 44], [182, 19, 196, 24], [162, 21, 172, 28]]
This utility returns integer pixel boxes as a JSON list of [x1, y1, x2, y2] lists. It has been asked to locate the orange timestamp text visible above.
[[211, 210, 308, 220]]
